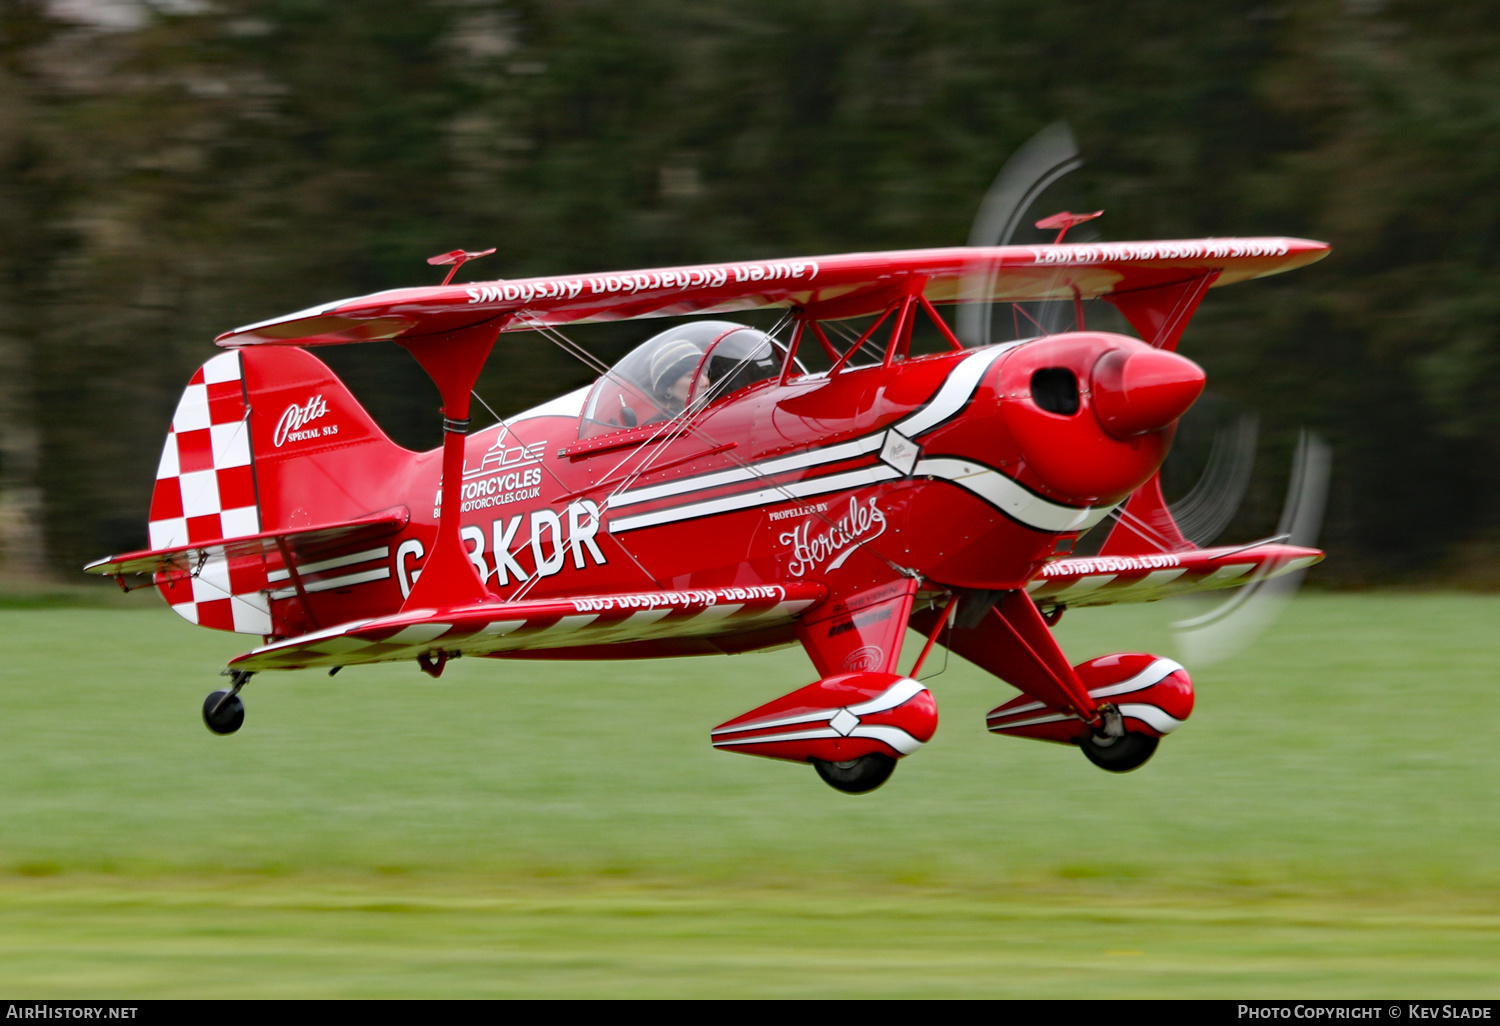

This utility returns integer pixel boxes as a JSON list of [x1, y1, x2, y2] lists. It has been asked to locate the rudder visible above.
[[148, 347, 412, 634]]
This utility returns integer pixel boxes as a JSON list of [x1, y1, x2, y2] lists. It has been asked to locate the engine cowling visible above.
[[711, 671, 938, 763], [995, 332, 1205, 504]]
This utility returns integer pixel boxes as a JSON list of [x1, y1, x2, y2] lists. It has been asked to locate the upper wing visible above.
[[216, 239, 1330, 348], [1026, 541, 1323, 609], [229, 583, 826, 671]]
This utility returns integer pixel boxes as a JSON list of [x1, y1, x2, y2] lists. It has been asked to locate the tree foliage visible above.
[[2, 0, 1497, 581]]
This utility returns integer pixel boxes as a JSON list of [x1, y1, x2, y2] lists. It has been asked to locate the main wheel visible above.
[[812, 753, 897, 794], [202, 689, 245, 736], [1079, 731, 1158, 773]]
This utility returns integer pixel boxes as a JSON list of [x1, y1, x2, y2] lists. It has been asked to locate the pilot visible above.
[[648, 337, 709, 415]]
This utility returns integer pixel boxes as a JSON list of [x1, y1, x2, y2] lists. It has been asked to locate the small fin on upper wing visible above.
[[1028, 541, 1323, 609], [84, 507, 410, 578], [229, 583, 827, 672]]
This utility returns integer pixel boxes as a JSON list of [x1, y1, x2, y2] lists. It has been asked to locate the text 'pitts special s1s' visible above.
[[87, 228, 1329, 793]]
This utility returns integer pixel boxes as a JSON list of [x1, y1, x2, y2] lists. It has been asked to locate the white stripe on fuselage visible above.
[[914, 458, 1116, 533], [893, 342, 1020, 436], [607, 433, 886, 509], [608, 344, 1017, 511], [609, 465, 903, 533], [603, 340, 1100, 535]]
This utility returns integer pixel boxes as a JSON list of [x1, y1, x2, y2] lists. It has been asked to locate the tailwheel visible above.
[[202, 690, 244, 735], [812, 753, 896, 794], [203, 670, 251, 736], [1079, 731, 1158, 773]]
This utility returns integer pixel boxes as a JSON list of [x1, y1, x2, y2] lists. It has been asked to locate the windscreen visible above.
[[578, 321, 794, 440]]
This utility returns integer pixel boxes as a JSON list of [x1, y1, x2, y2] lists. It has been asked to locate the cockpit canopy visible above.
[[579, 320, 794, 439]]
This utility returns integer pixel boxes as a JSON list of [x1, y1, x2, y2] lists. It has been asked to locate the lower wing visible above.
[[230, 583, 826, 672], [1027, 541, 1322, 609]]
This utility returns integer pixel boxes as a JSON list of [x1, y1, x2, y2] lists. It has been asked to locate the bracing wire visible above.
[[1100, 503, 1184, 555], [503, 313, 919, 597], [470, 390, 502, 428]]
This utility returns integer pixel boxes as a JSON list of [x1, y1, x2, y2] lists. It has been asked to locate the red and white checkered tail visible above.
[[149, 351, 267, 634], [148, 346, 413, 635]]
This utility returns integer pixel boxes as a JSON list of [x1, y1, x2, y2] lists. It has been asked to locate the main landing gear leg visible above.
[[203, 670, 252, 736]]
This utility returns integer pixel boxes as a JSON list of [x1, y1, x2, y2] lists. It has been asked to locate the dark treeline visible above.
[[2, 0, 1498, 583]]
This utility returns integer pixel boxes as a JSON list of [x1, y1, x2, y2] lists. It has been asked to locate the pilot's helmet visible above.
[[648, 338, 703, 401]]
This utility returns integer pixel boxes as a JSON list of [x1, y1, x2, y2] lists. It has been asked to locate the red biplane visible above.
[[86, 229, 1329, 793]]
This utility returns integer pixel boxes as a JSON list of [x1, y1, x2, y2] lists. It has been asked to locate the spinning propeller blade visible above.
[[962, 125, 1329, 666], [1171, 431, 1331, 667], [1169, 409, 1260, 547], [958, 121, 1083, 346]]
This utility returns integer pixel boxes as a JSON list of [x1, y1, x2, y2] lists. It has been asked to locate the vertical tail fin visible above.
[[237, 345, 411, 533], [149, 347, 412, 634]]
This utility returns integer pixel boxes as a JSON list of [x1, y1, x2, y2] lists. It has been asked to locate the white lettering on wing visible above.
[[1025, 239, 1291, 266], [465, 260, 819, 304], [570, 585, 786, 614], [1042, 553, 1182, 576]]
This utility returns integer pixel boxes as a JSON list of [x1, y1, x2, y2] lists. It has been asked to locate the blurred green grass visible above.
[[1, 594, 1497, 996]]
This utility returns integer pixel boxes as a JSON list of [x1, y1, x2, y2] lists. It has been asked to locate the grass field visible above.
[[1, 592, 1497, 997]]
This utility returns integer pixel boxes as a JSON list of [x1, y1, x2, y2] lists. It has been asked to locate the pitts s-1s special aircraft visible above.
[[86, 223, 1329, 793]]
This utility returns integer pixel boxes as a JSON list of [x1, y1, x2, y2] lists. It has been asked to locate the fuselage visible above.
[[292, 329, 1200, 653]]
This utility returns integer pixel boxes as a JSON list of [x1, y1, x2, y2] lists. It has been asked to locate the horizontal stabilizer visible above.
[[1027, 540, 1322, 609], [84, 507, 409, 578], [229, 583, 827, 671]]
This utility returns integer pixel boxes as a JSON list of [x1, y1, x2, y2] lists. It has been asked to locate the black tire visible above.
[[1079, 731, 1158, 773], [812, 753, 897, 794], [202, 689, 245, 736]]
